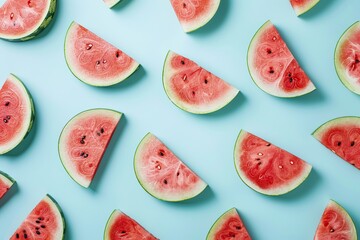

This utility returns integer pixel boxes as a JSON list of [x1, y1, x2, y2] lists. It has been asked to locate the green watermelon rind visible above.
[[247, 20, 316, 98], [291, 0, 320, 16], [162, 50, 239, 114], [103, 0, 122, 8], [0, 0, 57, 41], [64, 21, 140, 87], [44, 194, 66, 240], [315, 200, 357, 240], [0, 170, 16, 190], [133, 132, 208, 202], [0, 74, 35, 155], [58, 108, 122, 188], [206, 208, 242, 240], [103, 209, 118, 240], [173, 0, 221, 33], [334, 21, 360, 95], [234, 129, 312, 196]]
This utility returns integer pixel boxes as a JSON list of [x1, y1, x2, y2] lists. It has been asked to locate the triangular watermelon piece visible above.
[[290, 0, 320, 16], [134, 133, 207, 202], [0, 170, 15, 199], [103, 0, 121, 8]]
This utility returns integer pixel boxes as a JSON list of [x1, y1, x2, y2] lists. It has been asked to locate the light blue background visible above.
[[1, 0, 360, 239]]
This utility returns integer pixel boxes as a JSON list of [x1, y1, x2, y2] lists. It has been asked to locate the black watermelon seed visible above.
[[83, 153, 89, 158], [337, 142, 342, 146], [36, 227, 39, 230], [181, 60, 185, 65], [36, 220, 40, 224], [351, 141, 355, 146], [164, 179, 168, 184], [101, 128, 104, 133], [16, 233, 19, 239], [80, 152, 85, 156], [177, 172, 180, 176], [24, 234, 28, 239], [36, 231, 40, 235], [121, 231, 126, 234], [3, 118, 8, 123], [236, 226, 242, 230], [5, 101, 10, 106], [116, 51, 120, 58], [80, 140, 85, 144], [41, 225, 46, 228], [96, 132, 101, 136]]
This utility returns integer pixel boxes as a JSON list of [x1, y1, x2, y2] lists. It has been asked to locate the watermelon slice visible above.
[[169, 0, 220, 33], [289, 0, 320, 16], [0, 170, 15, 199], [334, 21, 360, 95], [103, 0, 121, 8], [206, 208, 252, 240], [10, 194, 65, 240], [64, 21, 140, 87], [312, 116, 360, 170], [134, 133, 207, 202], [0, 0, 56, 41], [314, 200, 357, 240], [0, 74, 35, 155], [247, 20, 316, 98], [162, 51, 239, 114], [234, 130, 312, 195], [104, 210, 158, 240], [58, 109, 122, 188]]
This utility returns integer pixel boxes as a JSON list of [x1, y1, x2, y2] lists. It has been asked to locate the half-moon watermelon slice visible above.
[[334, 21, 360, 95], [289, 0, 320, 16], [0, 74, 35, 155], [312, 116, 360, 170], [247, 20, 316, 98], [0, 0, 56, 41], [169, 0, 220, 33], [104, 209, 158, 240], [103, 0, 121, 8], [314, 200, 357, 240], [134, 133, 207, 202], [206, 208, 252, 240], [0, 170, 15, 199], [10, 194, 65, 240], [58, 109, 122, 188], [163, 51, 239, 114], [234, 130, 312, 195], [64, 21, 140, 87]]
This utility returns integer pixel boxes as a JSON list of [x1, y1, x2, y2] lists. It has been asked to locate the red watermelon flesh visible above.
[[170, 0, 220, 33], [247, 21, 315, 97], [104, 210, 158, 240], [289, 0, 320, 16], [64, 22, 139, 87], [313, 117, 360, 170], [0, 171, 15, 199], [10, 194, 65, 240], [206, 208, 252, 240], [134, 133, 207, 201], [58, 109, 121, 188], [0, 0, 55, 41], [163, 51, 239, 114], [234, 130, 312, 195], [314, 200, 357, 240]]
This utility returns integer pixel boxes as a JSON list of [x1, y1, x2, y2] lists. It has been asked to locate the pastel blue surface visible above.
[[1, 0, 360, 239]]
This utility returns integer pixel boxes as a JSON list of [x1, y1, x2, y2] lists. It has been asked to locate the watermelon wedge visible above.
[[64, 21, 140, 87], [312, 116, 360, 170], [314, 200, 357, 240], [103, 0, 121, 8], [0, 170, 15, 199], [334, 21, 360, 95], [10, 194, 65, 240], [206, 208, 252, 240], [0, 0, 56, 41], [104, 210, 158, 240], [134, 133, 207, 202], [289, 0, 320, 16], [234, 130, 312, 195], [0, 74, 35, 155], [169, 0, 220, 33], [58, 109, 122, 188], [163, 51, 239, 114], [247, 20, 316, 98]]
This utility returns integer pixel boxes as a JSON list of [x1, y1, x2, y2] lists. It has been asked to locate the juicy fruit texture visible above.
[[104, 210, 158, 240], [0, 74, 34, 154], [134, 133, 207, 202], [312, 116, 360, 170], [10, 194, 65, 240], [334, 22, 360, 95], [163, 51, 239, 114], [290, 0, 320, 16], [64, 22, 139, 87], [234, 130, 312, 195], [207, 208, 252, 240], [103, 0, 121, 8], [315, 200, 357, 240], [247, 20, 316, 98], [58, 109, 122, 188], [0, 170, 15, 199], [0, 0, 56, 41], [170, 0, 220, 33]]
